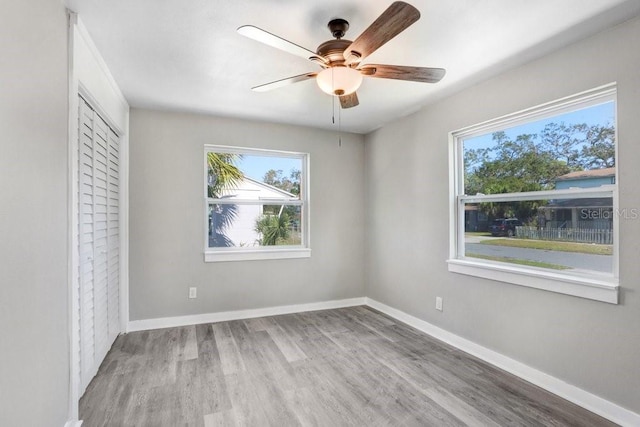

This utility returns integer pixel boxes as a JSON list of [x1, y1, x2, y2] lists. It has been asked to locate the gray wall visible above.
[[129, 110, 365, 321], [365, 17, 640, 413], [0, 0, 70, 426]]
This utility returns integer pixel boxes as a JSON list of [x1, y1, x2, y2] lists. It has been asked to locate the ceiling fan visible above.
[[237, 1, 445, 109]]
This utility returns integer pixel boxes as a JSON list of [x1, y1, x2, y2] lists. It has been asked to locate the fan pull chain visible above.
[[332, 67, 335, 125], [333, 69, 341, 147], [327, 68, 341, 147], [330, 96, 342, 147], [332, 95, 335, 124], [338, 103, 342, 147], [330, 89, 342, 147]]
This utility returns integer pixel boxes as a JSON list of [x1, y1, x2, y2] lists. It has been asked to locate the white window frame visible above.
[[204, 145, 311, 262], [448, 83, 619, 304]]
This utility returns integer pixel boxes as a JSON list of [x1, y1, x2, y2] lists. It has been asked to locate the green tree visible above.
[[207, 152, 243, 247], [256, 168, 301, 245], [207, 152, 243, 197], [538, 122, 582, 168], [255, 212, 291, 246], [262, 168, 300, 195], [578, 123, 615, 168], [465, 132, 571, 196], [262, 168, 301, 218], [464, 121, 615, 222]]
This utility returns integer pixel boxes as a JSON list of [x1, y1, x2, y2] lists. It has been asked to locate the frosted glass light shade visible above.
[[316, 67, 363, 96]]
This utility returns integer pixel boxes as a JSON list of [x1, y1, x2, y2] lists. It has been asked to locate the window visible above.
[[448, 84, 619, 303], [204, 145, 310, 262]]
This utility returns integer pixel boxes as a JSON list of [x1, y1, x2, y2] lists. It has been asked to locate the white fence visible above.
[[546, 220, 612, 230], [515, 226, 613, 244]]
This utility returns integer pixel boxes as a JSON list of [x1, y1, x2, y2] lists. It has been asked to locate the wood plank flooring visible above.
[[80, 306, 615, 426]]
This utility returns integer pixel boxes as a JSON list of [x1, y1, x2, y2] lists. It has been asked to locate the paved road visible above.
[[465, 242, 612, 272]]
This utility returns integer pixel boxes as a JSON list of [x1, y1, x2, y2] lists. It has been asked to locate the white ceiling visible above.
[[65, 0, 640, 134]]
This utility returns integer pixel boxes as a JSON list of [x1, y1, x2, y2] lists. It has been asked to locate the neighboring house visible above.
[[554, 167, 616, 190], [545, 167, 615, 229], [211, 177, 297, 247], [465, 205, 489, 232]]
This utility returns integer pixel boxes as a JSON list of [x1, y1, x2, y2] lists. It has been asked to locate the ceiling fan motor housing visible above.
[[316, 18, 354, 66], [316, 39, 352, 65]]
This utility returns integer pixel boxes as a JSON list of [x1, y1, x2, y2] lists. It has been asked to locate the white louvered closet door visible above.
[[78, 95, 120, 394]]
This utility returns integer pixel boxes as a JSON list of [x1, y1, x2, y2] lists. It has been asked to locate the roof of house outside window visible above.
[[555, 167, 615, 181], [219, 176, 297, 200]]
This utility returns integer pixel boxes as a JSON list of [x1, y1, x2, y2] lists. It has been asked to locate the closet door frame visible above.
[[68, 15, 130, 424]]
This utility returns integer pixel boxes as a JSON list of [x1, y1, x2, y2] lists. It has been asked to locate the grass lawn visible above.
[[466, 253, 570, 270], [479, 238, 612, 255]]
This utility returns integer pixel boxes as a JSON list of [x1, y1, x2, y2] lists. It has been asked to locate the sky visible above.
[[464, 101, 615, 152], [236, 154, 302, 182]]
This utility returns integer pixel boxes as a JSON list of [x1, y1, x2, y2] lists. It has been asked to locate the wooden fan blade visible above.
[[359, 64, 445, 83], [237, 25, 327, 64], [344, 2, 420, 65], [339, 92, 359, 109], [251, 72, 318, 92]]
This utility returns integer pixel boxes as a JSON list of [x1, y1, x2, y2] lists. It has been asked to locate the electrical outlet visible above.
[[435, 296, 443, 311], [189, 287, 197, 299]]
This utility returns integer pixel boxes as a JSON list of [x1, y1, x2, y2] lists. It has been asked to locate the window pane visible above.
[[463, 199, 613, 274], [463, 102, 615, 196], [208, 204, 302, 248], [207, 152, 302, 199]]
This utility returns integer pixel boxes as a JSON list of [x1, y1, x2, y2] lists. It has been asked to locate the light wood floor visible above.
[[80, 306, 615, 426]]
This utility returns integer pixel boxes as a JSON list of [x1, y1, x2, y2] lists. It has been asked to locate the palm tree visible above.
[[207, 152, 243, 247], [255, 211, 291, 246], [207, 152, 243, 197]]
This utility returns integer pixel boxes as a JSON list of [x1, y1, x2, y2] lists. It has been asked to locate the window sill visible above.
[[204, 247, 311, 262], [447, 258, 618, 304]]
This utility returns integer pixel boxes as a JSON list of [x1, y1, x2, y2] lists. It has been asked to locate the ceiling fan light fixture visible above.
[[316, 67, 363, 96]]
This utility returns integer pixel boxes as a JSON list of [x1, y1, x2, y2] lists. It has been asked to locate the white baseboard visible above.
[[364, 297, 640, 427], [64, 420, 83, 427], [127, 297, 366, 332]]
